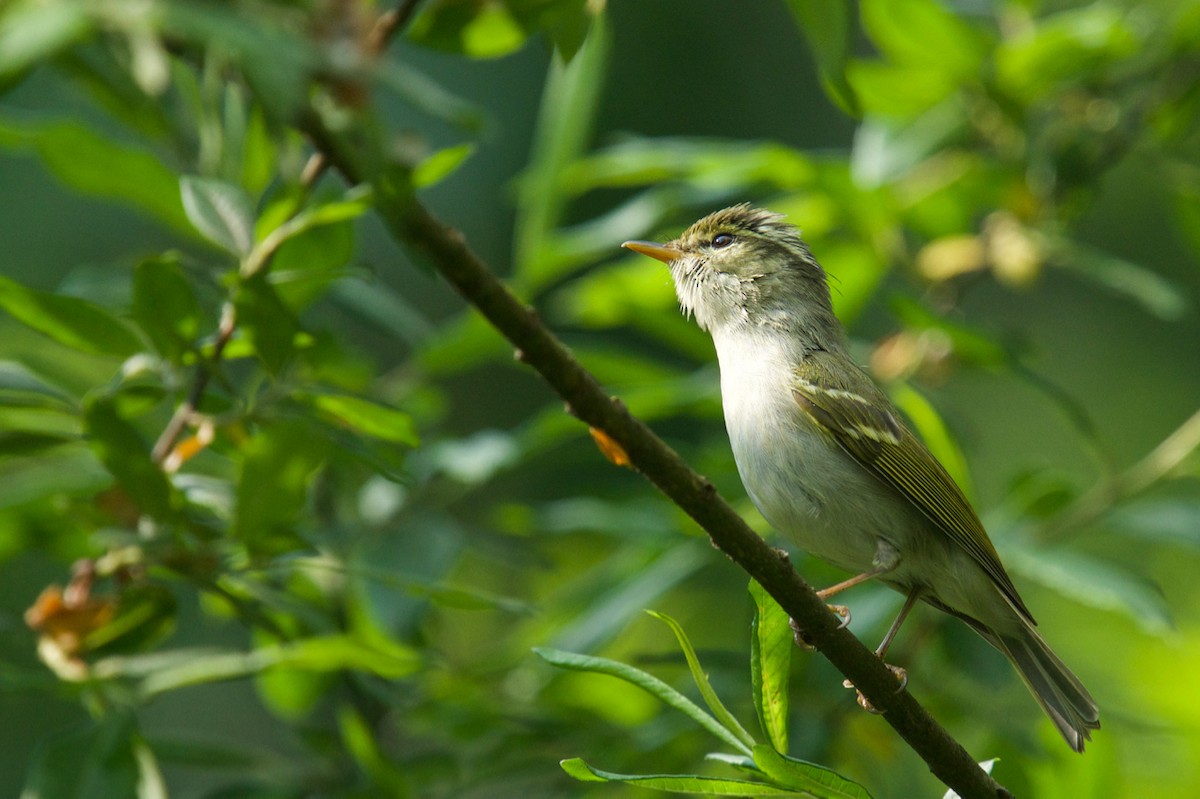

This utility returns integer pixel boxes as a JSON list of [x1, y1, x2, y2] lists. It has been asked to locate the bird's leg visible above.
[[792, 540, 900, 649], [844, 585, 921, 714]]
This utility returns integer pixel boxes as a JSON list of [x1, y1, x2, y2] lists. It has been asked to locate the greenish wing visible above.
[[792, 359, 1031, 621]]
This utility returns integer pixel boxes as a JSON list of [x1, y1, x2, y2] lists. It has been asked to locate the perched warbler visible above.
[[624, 204, 1100, 751]]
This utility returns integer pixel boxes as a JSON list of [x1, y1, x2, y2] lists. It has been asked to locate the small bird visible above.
[[624, 204, 1100, 751]]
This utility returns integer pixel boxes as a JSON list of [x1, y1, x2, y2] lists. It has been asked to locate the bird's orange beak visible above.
[[622, 240, 683, 263]]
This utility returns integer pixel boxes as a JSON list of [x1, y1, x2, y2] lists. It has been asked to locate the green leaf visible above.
[[132, 255, 202, 361], [234, 273, 300, 374], [0, 274, 143, 358], [180, 175, 255, 256], [1105, 497, 1200, 552], [1007, 547, 1172, 636], [233, 420, 327, 555], [1049, 240, 1188, 321], [647, 610, 757, 751], [514, 13, 609, 290], [533, 647, 752, 756], [0, 360, 75, 407], [860, 0, 988, 78], [559, 758, 808, 794], [995, 6, 1139, 102], [83, 398, 174, 519], [749, 580, 792, 754], [413, 143, 476, 188], [23, 714, 140, 799], [93, 635, 421, 698], [782, 0, 858, 115], [0, 0, 91, 85], [0, 118, 192, 236], [0, 442, 110, 511], [302, 392, 419, 446], [752, 745, 873, 799]]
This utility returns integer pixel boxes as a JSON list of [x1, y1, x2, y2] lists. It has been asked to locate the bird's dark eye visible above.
[[711, 233, 734, 249]]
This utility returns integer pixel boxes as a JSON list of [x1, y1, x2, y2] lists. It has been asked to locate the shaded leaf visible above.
[[235, 273, 300, 374], [22, 714, 140, 799], [1049, 240, 1188, 321], [132, 255, 202, 361], [0, 118, 193, 235], [0, 274, 142, 358], [1007, 547, 1172, 635], [84, 398, 174, 519]]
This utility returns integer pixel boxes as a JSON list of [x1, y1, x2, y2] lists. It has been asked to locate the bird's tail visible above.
[[981, 619, 1100, 752]]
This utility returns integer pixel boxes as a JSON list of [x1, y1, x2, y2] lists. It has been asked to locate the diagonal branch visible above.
[[300, 118, 1010, 798]]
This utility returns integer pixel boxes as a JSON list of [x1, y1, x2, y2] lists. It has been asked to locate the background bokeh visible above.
[[2, 1, 1199, 797]]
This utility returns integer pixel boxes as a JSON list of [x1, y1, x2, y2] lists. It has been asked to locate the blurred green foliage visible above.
[[1, 0, 1200, 797]]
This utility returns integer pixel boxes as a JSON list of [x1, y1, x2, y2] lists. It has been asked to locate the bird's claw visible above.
[[789, 617, 816, 652], [843, 662, 908, 714], [789, 604, 852, 652]]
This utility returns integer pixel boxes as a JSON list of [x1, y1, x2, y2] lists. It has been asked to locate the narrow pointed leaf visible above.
[[647, 610, 757, 750], [533, 647, 752, 756], [560, 758, 811, 795], [749, 580, 792, 753], [752, 745, 873, 799]]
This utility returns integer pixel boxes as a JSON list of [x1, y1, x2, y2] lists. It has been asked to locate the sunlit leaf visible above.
[[782, 0, 858, 115], [534, 647, 752, 756], [303, 392, 419, 446], [0, 0, 91, 86], [514, 13, 609, 289], [560, 758, 807, 794], [749, 580, 791, 754], [94, 635, 421, 698], [233, 420, 328, 555], [860, 0, 988, 78], [413, 143, 476, 188], [752, 745, 872, 799], [180, 175, 255, 256], [647, 610, 757, 751]]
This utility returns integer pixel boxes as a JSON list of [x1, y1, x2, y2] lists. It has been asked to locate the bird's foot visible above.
[[843, 662, 907, 714], [789, 604, 853, 651]]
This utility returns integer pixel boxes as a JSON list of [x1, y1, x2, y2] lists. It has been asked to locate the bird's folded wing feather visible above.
[[792, 354, 1031, 621]]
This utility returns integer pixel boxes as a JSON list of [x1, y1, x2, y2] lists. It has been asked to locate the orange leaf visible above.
[[589, 427, 631, 468]]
